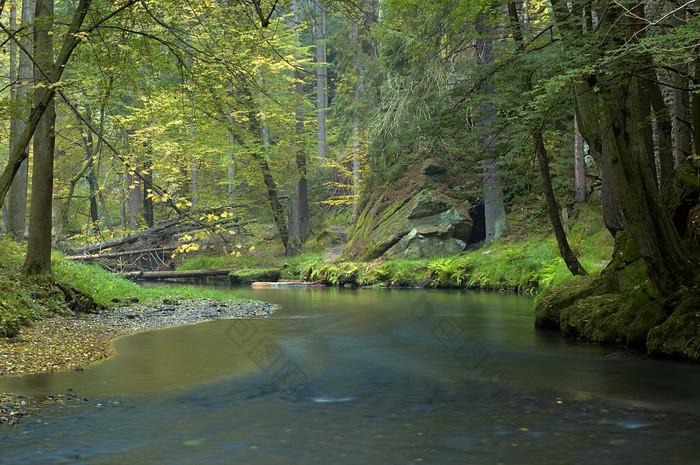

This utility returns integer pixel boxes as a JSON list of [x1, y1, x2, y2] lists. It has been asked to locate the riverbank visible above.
[[174, 205, 613, 293], [1, 297, 275, 424], [0, 297, 275, 377]]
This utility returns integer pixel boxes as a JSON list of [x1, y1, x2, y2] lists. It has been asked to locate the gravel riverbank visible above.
[[0, 297, 275, 424], [1, 298, 275, 377]]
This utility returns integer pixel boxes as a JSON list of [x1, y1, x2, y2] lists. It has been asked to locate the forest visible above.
[[1, 0, 700, 459], [0, 0, 699, 355]]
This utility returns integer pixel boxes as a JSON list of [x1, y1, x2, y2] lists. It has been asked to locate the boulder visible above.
[[345, 188, 472, 260]]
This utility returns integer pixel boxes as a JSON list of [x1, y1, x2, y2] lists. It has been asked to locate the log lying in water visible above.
[[120, 269, 236, 280], [251, 280, 323, 288]]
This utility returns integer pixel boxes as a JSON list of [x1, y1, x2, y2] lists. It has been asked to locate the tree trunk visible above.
[[535, 125, 587, 275], [7, 0, 34, 239], [601, 78, 695, 297], [352, 118, 361, 215], [23, 0, 55, 276], [119, 173, 127, 229], [142, 160, 154, 228], [188, 55, 198, 208], [649, 79, 674, 186], [476, 14, 508, 245], [239, 108, 289, 252], [637, 78, 657, 185], [127, 172, 142, 230], [287, 0, 310, 256], [315, 0, 327, 161], [693, 58, 700, 159], [671, 67, 693, 166], [508, 2, 586, 276], [54, 154, 94, 243], [119, 268, 236, 280], [574, 115, 587, 204]]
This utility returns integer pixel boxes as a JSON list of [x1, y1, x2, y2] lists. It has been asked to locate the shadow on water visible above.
[[2, 285, 700, 464]]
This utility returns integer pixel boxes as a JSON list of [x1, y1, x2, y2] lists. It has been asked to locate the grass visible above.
[[0, 237, 243, 337], [301, 204, 613, 291]]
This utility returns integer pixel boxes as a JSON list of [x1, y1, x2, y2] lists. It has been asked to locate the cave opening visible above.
[[467, 202, 486, 245]]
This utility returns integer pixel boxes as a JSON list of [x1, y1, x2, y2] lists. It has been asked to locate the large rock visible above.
[[346, 188, 473, 260]]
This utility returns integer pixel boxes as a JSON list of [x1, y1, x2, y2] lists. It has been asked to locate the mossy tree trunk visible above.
[[552, 0, 697, 297]]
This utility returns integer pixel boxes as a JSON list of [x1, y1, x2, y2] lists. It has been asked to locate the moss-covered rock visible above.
[[535, 230, 668, 348], [534, 272, 618, 329], [345, 188, 473, 261], [559, 293, 666, 346], [647, 290, 700, 361], [229, 268, 282, 284]]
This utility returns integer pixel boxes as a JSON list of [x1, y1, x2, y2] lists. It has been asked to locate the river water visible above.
[[1, 286, 700, 464]]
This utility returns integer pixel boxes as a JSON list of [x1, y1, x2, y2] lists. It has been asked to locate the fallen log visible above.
[[66, 246, 180, 261], [74, 217, 185, 255], [120, 269, 236, 280], [111, 296, 140, 303], [251, 280, 323, 288]]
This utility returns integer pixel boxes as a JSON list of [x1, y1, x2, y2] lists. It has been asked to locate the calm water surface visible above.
[[1, 286, 699, 464]]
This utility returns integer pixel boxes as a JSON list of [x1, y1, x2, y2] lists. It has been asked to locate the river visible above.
[[1, 286, 699, 464]]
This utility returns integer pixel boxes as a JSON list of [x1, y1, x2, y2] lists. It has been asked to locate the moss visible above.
[[229, 268, 282, 284], [534, 273, 617, 329], [535, 230, 667, 348], [603, 231, 641, 274], [560, 292, 666, 346], [647, 290, 700, 361]]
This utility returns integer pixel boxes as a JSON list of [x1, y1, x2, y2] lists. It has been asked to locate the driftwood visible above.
[[111, 296, 140, 303], [66, 246, 179, 261], [73, 217, 186, 255], [73, 215, 253, 256], [120, 269, 236, 280]]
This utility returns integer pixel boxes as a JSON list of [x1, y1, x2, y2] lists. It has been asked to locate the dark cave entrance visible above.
[[467, 202, 486, 245]]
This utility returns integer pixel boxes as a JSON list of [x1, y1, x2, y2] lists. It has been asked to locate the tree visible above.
[[315, 0, 327, 161], [551, 0, 697, 297], [23, 0, 57, 275], [286, 0, 311, 256], [475, 10, 508, 245], [507, 1, 586, 276], [573, 115, 586, 205], [7, 0, 35, 239]]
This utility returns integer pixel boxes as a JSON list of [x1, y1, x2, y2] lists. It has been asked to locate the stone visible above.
[[647, 290, 700, 361], [421, 159, 447, 176], [345, 188, 472, 260]]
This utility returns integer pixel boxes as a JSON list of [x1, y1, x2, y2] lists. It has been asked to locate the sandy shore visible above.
[[0, 298, 275, 424]]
